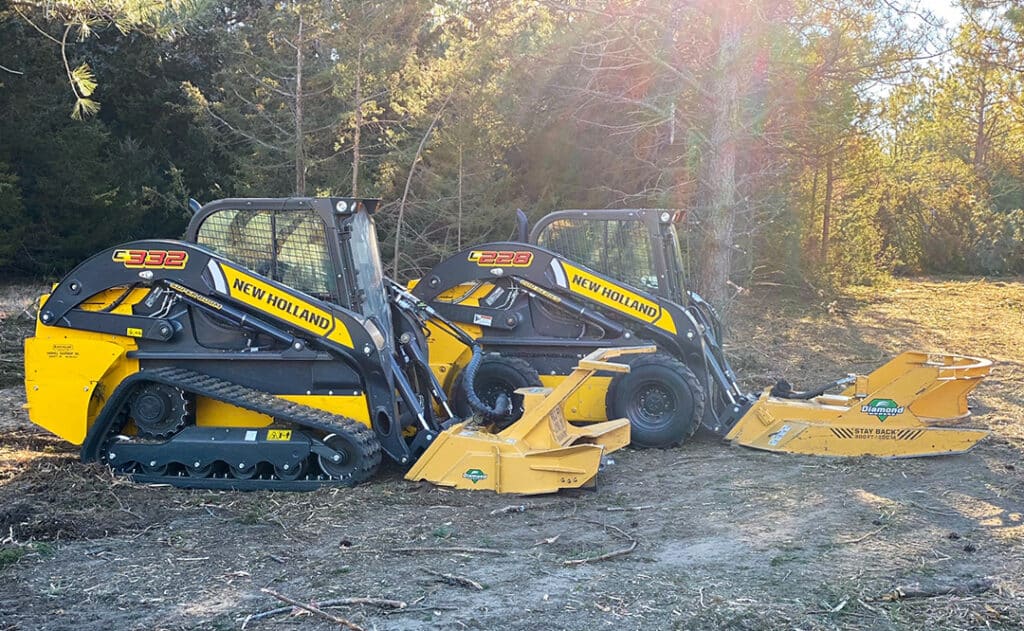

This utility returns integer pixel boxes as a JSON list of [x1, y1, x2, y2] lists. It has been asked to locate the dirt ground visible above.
[[1, 278, 1022, 631]]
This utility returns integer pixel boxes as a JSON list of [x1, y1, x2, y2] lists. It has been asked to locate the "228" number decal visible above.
[[468, 250, 533, 267]]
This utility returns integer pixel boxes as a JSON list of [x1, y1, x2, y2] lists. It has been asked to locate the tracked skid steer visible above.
[[23, 197, 633, 493], [410, 209, 994, 458]]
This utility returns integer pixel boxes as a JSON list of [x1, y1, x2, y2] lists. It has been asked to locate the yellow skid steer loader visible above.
[[22, 197, 636, 494], [409, 209, 993, 458]]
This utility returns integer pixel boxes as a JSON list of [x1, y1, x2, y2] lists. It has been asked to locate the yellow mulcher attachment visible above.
[[405, 346, 655, 494], [726, 352, 993, 457]]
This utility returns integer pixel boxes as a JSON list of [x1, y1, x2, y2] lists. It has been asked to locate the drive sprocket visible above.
[[127, 383, 191, 438]]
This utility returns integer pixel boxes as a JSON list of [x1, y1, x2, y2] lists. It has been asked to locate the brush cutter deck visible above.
[[405, 346, 656, 493], [725, 352, 993, 457]]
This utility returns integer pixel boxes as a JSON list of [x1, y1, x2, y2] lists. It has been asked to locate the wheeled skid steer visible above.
[[22, 198, 635, 493], [410, 209, 994, 458]]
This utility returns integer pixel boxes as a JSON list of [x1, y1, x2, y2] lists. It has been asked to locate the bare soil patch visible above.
[[1, 278, 1022, 630]]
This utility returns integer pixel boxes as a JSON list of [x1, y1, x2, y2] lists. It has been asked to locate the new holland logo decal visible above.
[[861, 398, 905, 422]]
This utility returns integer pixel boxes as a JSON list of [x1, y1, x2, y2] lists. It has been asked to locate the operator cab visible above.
[[528, 209, 690, 305], [185, 197, 392, 348]]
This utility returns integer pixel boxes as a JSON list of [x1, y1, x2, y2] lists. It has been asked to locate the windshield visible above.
[[348, 210, 392, 346]]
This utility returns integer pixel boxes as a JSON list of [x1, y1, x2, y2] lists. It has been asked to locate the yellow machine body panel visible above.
[[194, 394, 372, 428], [725, 352, 993, 457], [406, 346, 653, 494], [25, 322, 139, 446]]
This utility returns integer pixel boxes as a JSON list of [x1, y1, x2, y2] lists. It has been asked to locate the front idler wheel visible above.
[[317, 429, 380, 486]]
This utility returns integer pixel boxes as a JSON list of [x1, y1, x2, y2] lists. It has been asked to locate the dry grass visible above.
[[0, 284, 41, 388]]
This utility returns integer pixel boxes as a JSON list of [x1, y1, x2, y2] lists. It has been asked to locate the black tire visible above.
[[451, 356, 542, 428], [605, 353, 706, 448]]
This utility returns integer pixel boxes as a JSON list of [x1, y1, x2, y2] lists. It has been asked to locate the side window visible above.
[[537, 218, 658, 291], [196, 209, 274, 273], [196, 209, 335, 299], [275, 214, 334, 297]]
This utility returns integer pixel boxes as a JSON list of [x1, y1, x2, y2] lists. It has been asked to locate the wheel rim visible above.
[[318, 434, 356, 479], [230, 463, 257, 479], [627, 381, 679, 432], [477, 378, 515, 413], [186, 462, 214, 477], [274, 459, 307, 481], [140, 462, 168, 476]]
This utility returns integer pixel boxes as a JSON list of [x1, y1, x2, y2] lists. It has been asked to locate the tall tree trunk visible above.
[[697, 14, 742, 311], [820, 158, 833, 266], [294, 10, 306, 196], [973, 75, 988, 172], [352, 42, 363, 196], [807, 165, 819, 252], [457, 144, 463, 250]]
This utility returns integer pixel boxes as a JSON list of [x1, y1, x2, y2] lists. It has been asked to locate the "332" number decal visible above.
[[112, 249, 189, 269]]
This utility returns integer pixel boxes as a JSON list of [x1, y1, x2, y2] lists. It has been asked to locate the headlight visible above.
[[363, 317, 387, 351]]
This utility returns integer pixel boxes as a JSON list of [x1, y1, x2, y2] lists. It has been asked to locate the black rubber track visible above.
[[94, 367, 382, 490]]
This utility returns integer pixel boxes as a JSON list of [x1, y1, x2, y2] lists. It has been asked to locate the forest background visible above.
[[2, 0, 1023, 309]]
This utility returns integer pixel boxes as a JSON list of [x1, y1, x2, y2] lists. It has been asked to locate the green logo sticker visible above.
[[861, 398, 905, 422], [463, 468, 487, 484]]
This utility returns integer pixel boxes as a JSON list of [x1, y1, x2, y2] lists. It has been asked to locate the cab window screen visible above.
[[196, 209, 335, 299], [536, 218, 657, 291]]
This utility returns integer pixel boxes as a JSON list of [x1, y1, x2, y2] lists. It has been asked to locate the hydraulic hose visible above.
[[461, 346, 512, 422]]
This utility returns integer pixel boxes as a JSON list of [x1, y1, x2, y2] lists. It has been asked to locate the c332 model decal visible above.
[[112, 248, 189, 269]]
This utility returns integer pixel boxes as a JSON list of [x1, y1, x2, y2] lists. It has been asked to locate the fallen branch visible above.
[[242, 596, 407, 626], [259, 588, 365, 630], [874, 578, 993, 601], [906, 500, 959, 517], [393, 546, 506, 555], [489, 504, 527, 515], [563, 520, 638, 566], [605, 505, 655, 512], [422, 568, 484, 591], [563, 539, 637, 566], [839, 525, 888, 544], [381, 605, 459, 615], [808, 598, 848, 614]]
